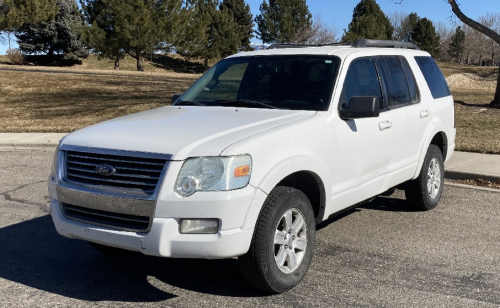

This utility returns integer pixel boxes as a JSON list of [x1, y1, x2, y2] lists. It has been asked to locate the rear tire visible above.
[[405, 145, 444, 211], [238, 186, 316, 293]]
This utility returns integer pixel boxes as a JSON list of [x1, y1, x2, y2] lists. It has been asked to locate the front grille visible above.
[[64, 149, 168, 196], [62, 203, 150, 232]]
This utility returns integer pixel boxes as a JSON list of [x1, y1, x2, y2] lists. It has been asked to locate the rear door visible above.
[[374, 55, 432, 185]]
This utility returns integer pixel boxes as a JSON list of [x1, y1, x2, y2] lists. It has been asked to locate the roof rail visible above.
[[266, 40, 420, 50], [268, 42, 351, 49], [351, 39, 420, 50]]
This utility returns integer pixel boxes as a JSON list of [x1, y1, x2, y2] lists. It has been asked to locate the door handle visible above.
[[379, 120, 392, 131], [420, 110, 429, 118]]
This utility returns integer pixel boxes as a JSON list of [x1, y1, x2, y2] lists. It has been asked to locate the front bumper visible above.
[[50, 198, 254, 259]]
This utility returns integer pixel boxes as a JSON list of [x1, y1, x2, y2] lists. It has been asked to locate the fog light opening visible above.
[[179, 219, 219, 234]]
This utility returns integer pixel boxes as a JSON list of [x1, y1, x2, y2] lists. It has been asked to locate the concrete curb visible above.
[[444, 181, 500, 193], [0, 144, 58, 150], [445, 170, 500, 184]]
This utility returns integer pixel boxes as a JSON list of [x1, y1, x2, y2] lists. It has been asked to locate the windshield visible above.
[[175, 55, 340, 111]]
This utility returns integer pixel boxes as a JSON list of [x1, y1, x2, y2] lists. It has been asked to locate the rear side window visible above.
[[400, 57, 419, 102], [415, 56, 451, 99], [340, 57, 383, 109], [375, 56, 411, 107]]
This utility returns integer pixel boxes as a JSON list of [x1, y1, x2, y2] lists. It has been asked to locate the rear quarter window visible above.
[[414, 57, 451, 99]]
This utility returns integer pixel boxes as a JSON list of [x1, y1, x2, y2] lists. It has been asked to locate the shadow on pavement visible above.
[[358, 195, 415, 212], [0, 215, 266, 303]]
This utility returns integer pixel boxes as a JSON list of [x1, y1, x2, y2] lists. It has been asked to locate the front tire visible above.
[[238, 186, 316, 293], [405, 145, 444, 211]]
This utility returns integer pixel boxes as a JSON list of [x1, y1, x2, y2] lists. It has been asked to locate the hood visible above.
[[62, 106, 316, 160]]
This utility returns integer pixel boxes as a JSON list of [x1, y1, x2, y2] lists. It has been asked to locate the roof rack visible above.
[[267, 39, 420, 50], [268, 42, 351, 49], [351, 39, 420, 50]]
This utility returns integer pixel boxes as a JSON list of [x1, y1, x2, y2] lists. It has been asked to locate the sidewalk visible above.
[[0, 133, 67, 149], [1, 133, 499, 182]]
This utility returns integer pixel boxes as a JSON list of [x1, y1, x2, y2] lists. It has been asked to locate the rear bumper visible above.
[[50, 198, 254, 259]]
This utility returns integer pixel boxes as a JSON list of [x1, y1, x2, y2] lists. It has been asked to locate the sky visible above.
[[0, 0, 497, 54]]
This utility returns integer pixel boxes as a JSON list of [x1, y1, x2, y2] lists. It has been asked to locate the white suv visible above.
[[48, 39, 455, 293]]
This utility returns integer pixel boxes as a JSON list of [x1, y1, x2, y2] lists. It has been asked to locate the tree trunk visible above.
[[136, 49, 144, 72], [204, 57, 209, 71], [114, 56, 120, 70], [491, 66, 500, 108], [447, 0, 500, 108]]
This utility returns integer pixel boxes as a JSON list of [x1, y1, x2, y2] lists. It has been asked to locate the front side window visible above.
[[176, 56, 340, 111], [339, 57, 383, 110]]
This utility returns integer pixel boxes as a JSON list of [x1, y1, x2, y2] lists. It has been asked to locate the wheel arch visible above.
[[242, 156, 330, 229], [413, 125, 449, 179]]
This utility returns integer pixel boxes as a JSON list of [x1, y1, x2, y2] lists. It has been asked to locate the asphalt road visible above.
[[1, 149, 499, 307]]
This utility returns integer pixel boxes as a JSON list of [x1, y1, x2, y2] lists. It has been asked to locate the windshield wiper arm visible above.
[[216, 99, 278, 109], [174, 100, 206, 106]]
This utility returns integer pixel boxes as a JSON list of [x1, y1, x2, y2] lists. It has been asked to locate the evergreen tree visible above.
[[219, 0, 253, 51], [411, 17, 440, 58], [255, 0, 312, 44], [1, 0, 57, 32], [342, 0, 393, 41], [448, 26, 466, 62], [177, 0, 239, 70], [16, 0, 87, 61], [81, 0, 186, 71]]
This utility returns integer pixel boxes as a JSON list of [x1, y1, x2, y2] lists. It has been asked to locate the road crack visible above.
[[0, 180, 50, 213]]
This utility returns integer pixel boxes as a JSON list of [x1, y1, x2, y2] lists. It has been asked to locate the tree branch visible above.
[[447, 0, 500, 45]]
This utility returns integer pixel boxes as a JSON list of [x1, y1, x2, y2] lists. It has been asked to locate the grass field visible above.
[[0, 68, 198, 132], [0, 59, 499, 154]]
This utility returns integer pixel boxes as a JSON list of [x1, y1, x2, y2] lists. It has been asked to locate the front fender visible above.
[[241, 156, 332, 229]]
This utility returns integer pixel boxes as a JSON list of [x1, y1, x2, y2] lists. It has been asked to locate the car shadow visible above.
[[357, 195, 416, 212], [317, 194, 417, 231], [0, 215, 267, 303]]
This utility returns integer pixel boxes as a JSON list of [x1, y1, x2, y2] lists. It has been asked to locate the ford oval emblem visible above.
[[95, 163, 116, 176]]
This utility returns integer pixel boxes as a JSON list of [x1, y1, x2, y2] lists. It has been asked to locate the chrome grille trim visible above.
[[58, 145, 172, 200], [55, 145, 173, 232]]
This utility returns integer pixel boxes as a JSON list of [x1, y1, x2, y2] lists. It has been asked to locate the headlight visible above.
[[50, 144, 60, 179], [175, 155, 252, 197]]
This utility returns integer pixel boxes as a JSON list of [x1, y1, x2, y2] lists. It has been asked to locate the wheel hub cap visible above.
[[274, 208, 307, 274], [427, 158, 442, 199]]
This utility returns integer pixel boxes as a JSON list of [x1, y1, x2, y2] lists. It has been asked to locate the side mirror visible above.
[[339, 96, 380, 120], [171, 93, 182, 104]]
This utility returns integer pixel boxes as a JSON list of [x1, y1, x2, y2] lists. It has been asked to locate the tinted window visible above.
[[415, 56, 451, 99], [376, 56, 411, 107], [340, 57, 383, 109], [400, 57, 419, 102]]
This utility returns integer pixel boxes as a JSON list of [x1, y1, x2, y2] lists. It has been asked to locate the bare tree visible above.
[[479, 14, 500, 67], [294, 15, 338, 45], [435, 21, 453, 61], [388, 11, 408, 41], [0, 30, 13, 50]]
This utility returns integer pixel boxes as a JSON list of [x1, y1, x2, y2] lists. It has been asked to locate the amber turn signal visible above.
[[234, 165, 250, 177]]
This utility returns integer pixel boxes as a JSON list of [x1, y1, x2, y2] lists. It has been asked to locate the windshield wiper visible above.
[[174, 100, 206, 106], [216, 99, 278, 109]]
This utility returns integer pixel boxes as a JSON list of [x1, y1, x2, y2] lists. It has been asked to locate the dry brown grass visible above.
[[0, 69, 198, 132], [438, 61, 498, 78], [452, 88, 500, 154]]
